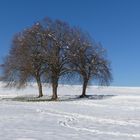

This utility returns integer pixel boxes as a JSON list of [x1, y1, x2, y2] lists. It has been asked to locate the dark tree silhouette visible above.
[[67, 28, 112, 97], [42, 18, 72, 100], [1, 17, 112, 100], [2, 23, 48, 97]]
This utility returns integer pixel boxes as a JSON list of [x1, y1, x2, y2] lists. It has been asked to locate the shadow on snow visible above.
[[1, 94, 116, 102]]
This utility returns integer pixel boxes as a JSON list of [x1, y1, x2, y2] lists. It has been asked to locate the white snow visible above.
[[0, 82, 140, 140]]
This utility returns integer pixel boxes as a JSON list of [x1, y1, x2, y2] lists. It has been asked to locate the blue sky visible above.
[[0, 0, 140, 86]]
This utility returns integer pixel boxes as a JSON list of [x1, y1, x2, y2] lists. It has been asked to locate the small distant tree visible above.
[[68, 28, 112, 97], [2, 23, 48, 97]]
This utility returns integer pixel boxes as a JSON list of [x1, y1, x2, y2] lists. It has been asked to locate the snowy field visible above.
[[0, 82, 140, 140]]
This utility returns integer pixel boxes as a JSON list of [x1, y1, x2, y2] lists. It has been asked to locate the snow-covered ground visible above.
[[0, 82, 140, 140]]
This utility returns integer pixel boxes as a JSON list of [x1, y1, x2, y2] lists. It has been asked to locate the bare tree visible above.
[[1, 17, 112, 100], [2, 23, 48, 97], [42, 18, 71, 100], [68, 28, 112, 97]]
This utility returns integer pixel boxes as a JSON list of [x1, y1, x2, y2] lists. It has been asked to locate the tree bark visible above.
[[36, 77, 43, 98], [51, 79, 58, 100], [80, 78, 88, 98]]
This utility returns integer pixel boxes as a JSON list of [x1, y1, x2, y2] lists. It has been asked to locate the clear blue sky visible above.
[[0, 0, 140, 86]]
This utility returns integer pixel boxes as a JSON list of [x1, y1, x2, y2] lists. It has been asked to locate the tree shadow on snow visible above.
[[58, 94, 117, 102], [1, 94, 116, 102]]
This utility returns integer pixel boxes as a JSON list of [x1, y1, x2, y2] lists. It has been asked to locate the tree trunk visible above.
[[51, 79, 58, 100], [36, 77, 43, 98], [80, 78, 88, 98]]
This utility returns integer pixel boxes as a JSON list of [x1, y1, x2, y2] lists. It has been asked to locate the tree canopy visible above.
[[1, 17, 112, 100]]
